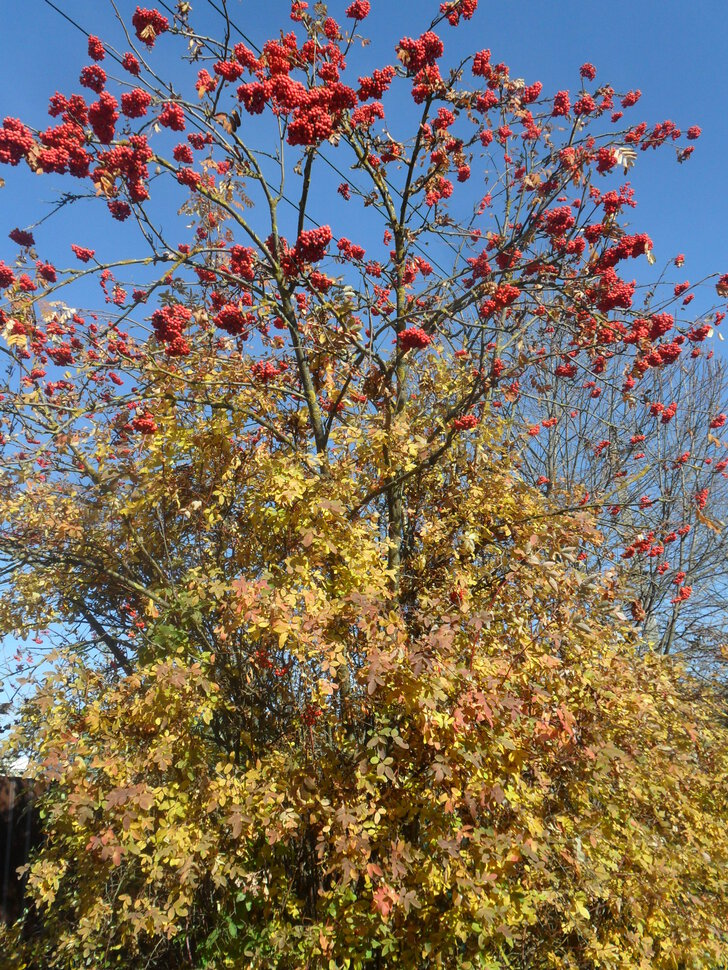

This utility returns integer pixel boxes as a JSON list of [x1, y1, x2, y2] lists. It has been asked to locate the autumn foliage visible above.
[[1, 1, 727, 967]]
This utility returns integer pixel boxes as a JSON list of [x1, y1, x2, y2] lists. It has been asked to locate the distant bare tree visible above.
[[515, 349, 728, 683]]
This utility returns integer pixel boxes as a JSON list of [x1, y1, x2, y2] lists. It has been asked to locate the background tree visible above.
[[0, 1, 726, 967], [514, 350, 728, 679]]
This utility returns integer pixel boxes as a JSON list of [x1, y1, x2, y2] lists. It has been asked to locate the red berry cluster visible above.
[[479, 284, 521, 318], [214, 303, 253, 337], [34, 261, 56, 283], [440, 0, 478, 26], [398, 327, 432, 350], [472, 49, 491, 78], [397, 32, 444, 74], [80, 65, 107, 94], [9, 228, 34, 247], [122, 52, 141, 76], [177, 168, 201, 190], [159, 102, 185, 131], [552, 91, 570, 117], [594, 233, 653, 271], [351, 102, 385, 129], [358, 67, 396, 102], [46, 343, 74, 366], [345, 0, 371, 18], [0, 117, 34, 166], [233, 30, 362, 148], [88, 35, 105, 61], [71, 244, 95, 262], [214, 60, 244, 82], [151, 303, 192, 356], [336, 237, 366, 261], [187, 133, 213, 151], [108, 200, 131, 221], [301, 704, 322, 726], [233, 42, 263, 73], [452, 414, 479, 430], [543, 206, 576, 238], [88, 92, 119, 144], [229, 245, 256, 281], [121, 89, 152, 119], [195, 70, 218, 97], [94, 135, 153, 203], [250, 360, 288, 383], [573, 93, 597, 117], [291, 77, 357, 145], [132, 7, 170, 47], [0, 261, 15, 288], [36, 96, 91, 177], [587, 267, 635, 314], [292, 226, 332, 264], [173, 143, 193, 163], [131, 411, 158, 434]]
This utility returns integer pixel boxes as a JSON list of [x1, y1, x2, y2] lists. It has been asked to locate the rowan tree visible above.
[[1, 2, 728, 968]]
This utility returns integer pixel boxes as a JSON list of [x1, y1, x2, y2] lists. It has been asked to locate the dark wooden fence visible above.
[[1, 777, 42, 925]]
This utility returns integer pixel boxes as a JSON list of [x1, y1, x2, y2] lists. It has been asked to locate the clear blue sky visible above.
[[1, 0, 726, 285]]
